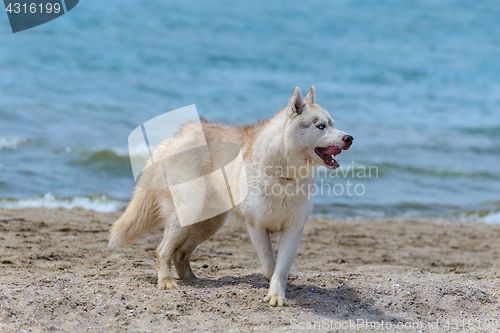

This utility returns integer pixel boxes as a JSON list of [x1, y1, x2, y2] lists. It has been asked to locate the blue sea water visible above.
[[0, 0, 499, 222]]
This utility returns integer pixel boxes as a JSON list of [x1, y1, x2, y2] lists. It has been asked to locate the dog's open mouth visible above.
[[315, 145, 342, 168]]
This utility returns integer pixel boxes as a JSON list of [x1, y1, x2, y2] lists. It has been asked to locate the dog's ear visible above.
[[304, 86, 315, 104], [288, 87, 304, 115]]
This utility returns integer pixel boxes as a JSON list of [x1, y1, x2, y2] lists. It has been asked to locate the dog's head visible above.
[[283, 86, 353, 170]]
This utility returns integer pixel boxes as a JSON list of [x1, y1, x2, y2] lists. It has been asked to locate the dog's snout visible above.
[[342, 135, 353, 144]]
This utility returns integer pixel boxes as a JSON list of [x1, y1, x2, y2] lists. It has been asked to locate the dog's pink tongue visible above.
[[325, 145, 342, 156]]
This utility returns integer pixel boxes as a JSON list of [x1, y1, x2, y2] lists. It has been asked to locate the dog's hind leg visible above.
[[173, 212, 229, 280], [156, 221, 181, 289], [172, 240, 197, 280]]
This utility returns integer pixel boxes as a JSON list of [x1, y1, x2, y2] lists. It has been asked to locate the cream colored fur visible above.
[[109, 86, 352, 306]]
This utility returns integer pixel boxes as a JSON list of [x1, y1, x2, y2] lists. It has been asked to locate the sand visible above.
[[0, 207, 499, 332]]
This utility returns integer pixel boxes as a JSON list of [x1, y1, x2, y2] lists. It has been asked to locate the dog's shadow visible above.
[[137, 273, 405, 322]]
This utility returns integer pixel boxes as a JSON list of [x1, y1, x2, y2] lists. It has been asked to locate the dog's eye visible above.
[[317, 124, 325, 130]]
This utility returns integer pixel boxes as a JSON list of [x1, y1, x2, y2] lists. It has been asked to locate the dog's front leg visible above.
[[247, 225, 276, 279], [265, 227, 304, 306]]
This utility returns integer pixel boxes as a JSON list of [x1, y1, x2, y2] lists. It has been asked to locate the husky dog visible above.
[[109, 87, 353, 306]]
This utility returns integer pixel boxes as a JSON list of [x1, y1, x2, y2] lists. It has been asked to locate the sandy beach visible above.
[[0, 208, 499, 332]]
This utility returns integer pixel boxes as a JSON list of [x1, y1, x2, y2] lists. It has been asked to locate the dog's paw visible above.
[[264, 294, 288, 307], [194, 276, 210, 281], [158, 277, 178, 290]]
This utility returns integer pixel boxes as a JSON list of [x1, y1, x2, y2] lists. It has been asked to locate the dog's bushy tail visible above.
[[108, 188, 161, 249]]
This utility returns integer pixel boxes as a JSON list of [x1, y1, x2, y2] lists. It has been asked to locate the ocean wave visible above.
[[2, 193, 499, 223], [312, 202, 460, 220], [312, 202, 500, 225], [61, 145, 147, 158], [375, 163, 498, 179], [70, 148, 133, 177], [0, 136, 29, 151], [460, 126, 500, 139], [107, 145, 149, 158], [77, 149, 131, 162], [0, 193, 127, 212], [456, 209, 500, 225], [483, 212, 500, 224]]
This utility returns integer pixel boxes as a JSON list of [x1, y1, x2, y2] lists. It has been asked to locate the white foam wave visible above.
[[0, 136, 28, 151], [80, 145, 147, 159], [459, 210, 500, 225], [0, 193, 127, 212], [482, 211, 500, 224]]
